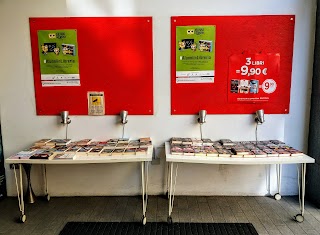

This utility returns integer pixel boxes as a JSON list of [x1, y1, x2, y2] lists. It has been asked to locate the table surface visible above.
[[5, 147, 153, 165], [165, 142, 315, 165]]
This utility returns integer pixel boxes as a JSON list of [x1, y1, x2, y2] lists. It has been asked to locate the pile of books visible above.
[[170, 138, 304, 158], [8, 137, 152, 160]]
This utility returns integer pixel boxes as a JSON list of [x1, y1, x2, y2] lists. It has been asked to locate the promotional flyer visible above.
[[228, 53, 280, 103], [37, 30, 80, 87], [176, 25, 215, 83]]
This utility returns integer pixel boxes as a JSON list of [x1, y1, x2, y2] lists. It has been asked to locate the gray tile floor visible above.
[[0, 195, 320, 235]]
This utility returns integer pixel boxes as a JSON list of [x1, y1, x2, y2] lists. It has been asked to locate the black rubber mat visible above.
[[59, 222, 258, 235]]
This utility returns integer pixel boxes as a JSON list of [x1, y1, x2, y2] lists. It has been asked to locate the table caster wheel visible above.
[[295, 214, 304, 223], [167, 216, 172, 224], [20, 214, 27, 223], [46, 194, 50, 201], [274, 193, 281, 201], [141, 216, 147, 225]]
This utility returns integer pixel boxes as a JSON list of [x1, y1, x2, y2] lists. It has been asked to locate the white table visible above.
[[5, 147, 153, 224], [165, 142, 315, 223]]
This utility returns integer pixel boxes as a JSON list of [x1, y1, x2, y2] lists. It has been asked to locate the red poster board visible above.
[[171, 15, 295, 114], [30, 17, 153, 115]]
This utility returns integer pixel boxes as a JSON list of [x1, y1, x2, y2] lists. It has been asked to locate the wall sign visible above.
[[228, 52, 280, 103], [176, 25, 216, 83], [88, 91, 105, 115], [37, 30, 80, 87], [171, 15, 295, 114], [30, 17, 153, 115]]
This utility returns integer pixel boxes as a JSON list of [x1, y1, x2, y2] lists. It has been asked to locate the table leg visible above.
[[168, 162, 179, 224], [22, 164, 36, 204], [43, 165, 50, 201], [295, 163, 306, 223], [166, 162, 171, 198], [141, 161, 149, 225], [274, 164, 282, 200], [13, 164, 27, 222]]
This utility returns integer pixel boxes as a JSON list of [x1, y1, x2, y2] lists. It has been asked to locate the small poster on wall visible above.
[[87, 91, 105, 115], [228, 52, 280, 103], [37, 29, 80, 87], [176, 25, 215, 83]]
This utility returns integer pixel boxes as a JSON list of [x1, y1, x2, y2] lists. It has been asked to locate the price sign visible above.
[[228, 52, 280, 103]]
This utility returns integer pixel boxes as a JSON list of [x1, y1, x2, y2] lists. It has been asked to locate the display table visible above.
[[5, 147, 153, 224], [165, 142, 315, 223]]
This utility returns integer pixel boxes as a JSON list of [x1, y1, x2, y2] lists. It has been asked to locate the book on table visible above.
[[53, 153, 75, 160], [30, 150, 55, 160]]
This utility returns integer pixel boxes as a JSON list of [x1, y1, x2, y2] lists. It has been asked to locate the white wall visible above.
[[0, 0, 316, 196]]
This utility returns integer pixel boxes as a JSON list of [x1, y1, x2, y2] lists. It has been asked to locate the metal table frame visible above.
[[6, 148, 152, 224], [165, 142, 315, 224]]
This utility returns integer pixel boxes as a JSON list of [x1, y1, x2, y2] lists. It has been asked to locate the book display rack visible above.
[[165, 139, 315, 224], [5, 137, 153, 224]]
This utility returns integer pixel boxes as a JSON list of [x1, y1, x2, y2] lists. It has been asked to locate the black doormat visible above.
[[59, 222, 258, 235]]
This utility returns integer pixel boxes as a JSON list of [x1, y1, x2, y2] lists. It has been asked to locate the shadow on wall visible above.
[[0, 124, 7, 200]]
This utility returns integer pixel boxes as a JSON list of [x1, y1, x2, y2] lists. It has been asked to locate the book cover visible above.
[[115, 143, 129, 149], [34, 139, 52, 146], [139, 142, 152, 148], [54, 146, 70, 153], [111, 148, 125, 156], [108, 138, 119, 143], [270, 140, 285, 145], [8, 154, 32, 160], [76, 146, 92, 155], [262, 148, 279, 157], [191, 138, 203, 147], [251, 149, 267, 158], [217, 149, 231, 157], [30, 150, 54, 160], [65, 145, 81, 153], [139, 137, 151, 143], [104, 143, 117, 149], [171, 146, 183, 155], [182, 138, 192, 145], [88, 147, 104, 155], [194, 148, 207, 156], [243, 151, 256, 158], [171, 137, 183, 144], [71, 139, 92, 146], [53, 153, 75, 160], [183, 147, 195, 156], [123, 147, 137, 155], [99, 148, 114, 156], [118, 138, 130, 144], [220, 139, 235, 146], [136, 147, 148, 155], [202, 138, 213, 146], [128, 140, 140, 148], [49, 139, 72, 146]]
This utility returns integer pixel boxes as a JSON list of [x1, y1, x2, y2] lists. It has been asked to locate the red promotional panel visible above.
[[30, 17, 153, 115], [228, 53, 280, 103], [171, 15, 295, 114]]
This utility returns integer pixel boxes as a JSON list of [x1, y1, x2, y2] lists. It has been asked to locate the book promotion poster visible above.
[[228, 53, 280, 103], [37, 30, 80, 87], [176, 26, 215, 83]]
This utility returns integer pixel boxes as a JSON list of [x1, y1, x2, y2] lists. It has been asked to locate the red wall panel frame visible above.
[[30, 17, 153, 115], [171, 15, 295, 114]]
